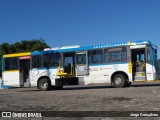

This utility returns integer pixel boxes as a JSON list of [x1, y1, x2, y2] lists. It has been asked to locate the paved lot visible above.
[[0, 82, 160, 120]]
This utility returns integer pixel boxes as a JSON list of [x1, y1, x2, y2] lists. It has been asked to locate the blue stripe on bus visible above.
[[31, 51, 56, 55], [131, 40, 151, 44], [55, 46, 94, 53]]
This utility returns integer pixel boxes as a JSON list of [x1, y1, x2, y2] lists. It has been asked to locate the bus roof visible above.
[[31, 40, 151, 55], [3, 40, 152, 57]]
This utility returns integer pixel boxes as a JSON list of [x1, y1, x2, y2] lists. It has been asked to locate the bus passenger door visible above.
[[76, 51, 89, 76], [19, 56, 30, 87], [131, 48, 146, 81], [63, 52, 75, 76]]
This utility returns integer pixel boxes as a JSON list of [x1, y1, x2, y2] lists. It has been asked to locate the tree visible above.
[[0, 43, 11, 54], [0, 39, 50, 76]]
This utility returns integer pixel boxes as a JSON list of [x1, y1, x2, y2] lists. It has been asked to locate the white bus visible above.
[[2, 40, 158, 90]]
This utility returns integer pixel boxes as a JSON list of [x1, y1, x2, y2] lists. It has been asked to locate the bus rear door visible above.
[[19, 56, 30, 87]]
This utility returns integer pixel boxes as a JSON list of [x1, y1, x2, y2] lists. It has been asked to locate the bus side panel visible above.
[[29, 68, 57, 86], [29, 69, 37, 87], [147, 65, 157, 80], [89, 65, 110, 84], [3, 71, 20, 87], [78, 63, 132, 85], [146, 63, 154, 80], [30, 69, 47, 87], [49, 68, 58, 85], [107, 63, 133, 82], [78, 76, 92, 85]]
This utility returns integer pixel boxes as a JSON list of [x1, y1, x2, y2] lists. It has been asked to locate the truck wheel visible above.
[[38, 78, 51, 91], [112, 74, 126, 88]]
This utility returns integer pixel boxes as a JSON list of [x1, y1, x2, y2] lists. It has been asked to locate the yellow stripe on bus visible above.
[[3, 70, 19, 72], [128, 62, 132, 73], [3, 52, 30, 58]]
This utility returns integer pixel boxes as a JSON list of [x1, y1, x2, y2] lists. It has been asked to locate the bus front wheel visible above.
[[112, 74, 126, 88], [38, 78, 51, 91]]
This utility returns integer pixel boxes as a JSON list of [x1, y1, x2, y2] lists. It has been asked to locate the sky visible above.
[[0, 0, 160, 57]]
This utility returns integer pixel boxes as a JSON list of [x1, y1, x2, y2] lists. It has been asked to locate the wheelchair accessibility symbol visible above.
[[79, 66, 84, 71]]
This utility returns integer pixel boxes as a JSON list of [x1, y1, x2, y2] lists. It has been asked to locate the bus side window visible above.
[[91, 50, 103, 64], [4, 57, 18, 70], [104, 49, 110, 63], [105, 47, 127, 63], [32, 56, 36, 68], [121, 47, 127, 62], [77, 54, 86, 65], [43, 54, 50, 68], [110, 52, 122, 62], [50, 53, 61, 67], [32, 55, 42, 68], [37, 55, 42, 67]]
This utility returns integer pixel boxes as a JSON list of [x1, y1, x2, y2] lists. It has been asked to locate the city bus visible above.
[[2, 40, 158, 90]]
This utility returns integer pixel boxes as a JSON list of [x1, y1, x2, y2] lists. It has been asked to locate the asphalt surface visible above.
[[0, 82, 160, 120]]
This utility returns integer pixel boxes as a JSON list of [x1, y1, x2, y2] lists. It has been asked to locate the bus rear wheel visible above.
[[112, 74, 126, 88], [38, 78, 51, 91]]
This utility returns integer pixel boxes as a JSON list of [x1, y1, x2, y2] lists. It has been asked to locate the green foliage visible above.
[[0, 39, 50, 76]]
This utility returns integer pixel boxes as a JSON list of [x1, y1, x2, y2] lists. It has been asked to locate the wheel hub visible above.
[[115, 78, 122, 85], [42, 82, 48, 89]]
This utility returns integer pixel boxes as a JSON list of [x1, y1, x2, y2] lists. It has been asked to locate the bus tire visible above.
[[38, 78, 51, 91], [112, 74, 126, 88]]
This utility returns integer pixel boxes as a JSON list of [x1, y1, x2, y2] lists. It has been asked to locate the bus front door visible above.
[[131, 48, 146, 81], [76, 51, 89, 76], [19, 56, 30, 87]]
